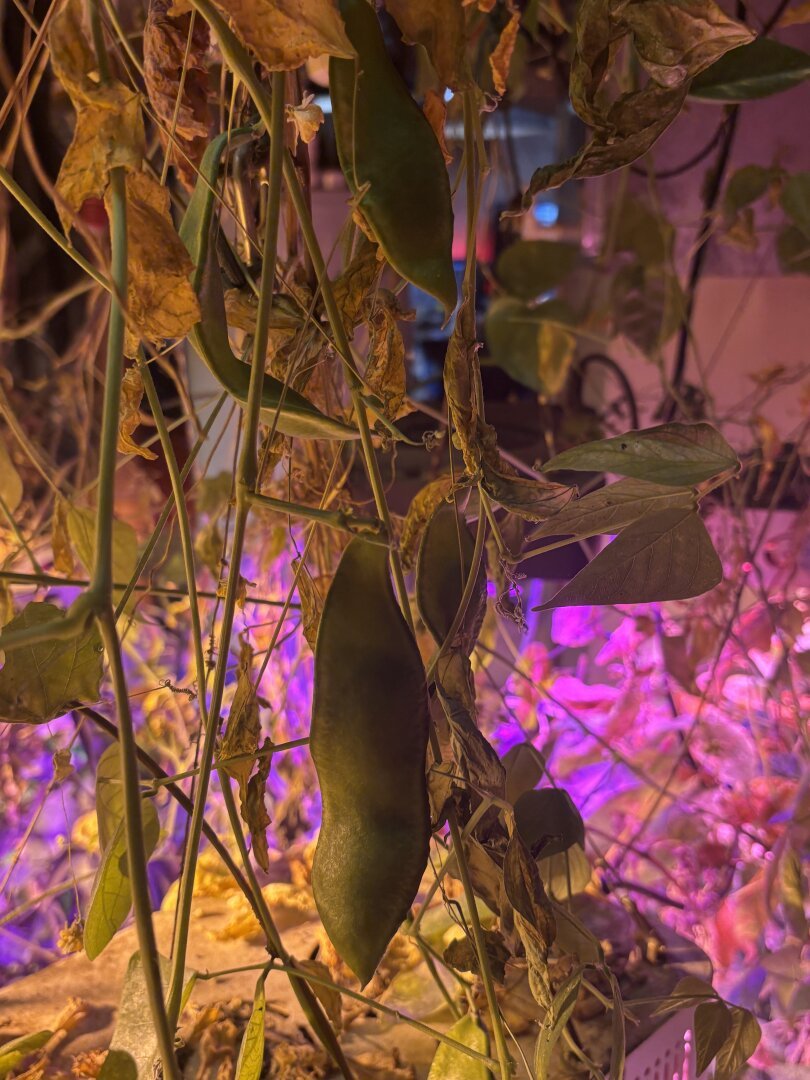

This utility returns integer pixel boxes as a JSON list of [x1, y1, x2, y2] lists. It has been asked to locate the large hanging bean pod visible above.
[[329, 0, 457, 317], [310, 538, 430, 986]]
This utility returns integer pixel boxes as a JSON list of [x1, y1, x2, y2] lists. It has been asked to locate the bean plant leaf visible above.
[[714, 1006, 761, 1080], [0, 603, 103, 723], [384, 0, 471, 90], [528, 478, 696, 543], [777, 224, 810, 273], [0, 442, 22, 513], [780, 172, 810, 238], [217, 0, 354, 70], [118, 366, 157, 460], [504, 831, 556, 1008], [235, 972, 267, 1080], [695, 1000, 733, 1075], [485, 297, 577, 397], [84, 810, 160, 960], [143, 0, 210, 187], [495, 240, 580, 300], [690, 38, 810, 101], [296, 958, 343, 1031], [536, 508, 722, 608], [427, 1013, 491, 1080], [534, 967, 583, 1080], [48, 0, 144, 230], [111, 170, 200, 354], [98, 952, 196, 1080], [651, 975, 717, 1016], [502, 742, 546, 805], [539, 843, 592, 901], [490, 10, 522, 97], [311, 538, 430, 986], [330, 0, 457, 315], [542, 422, 739, 485], [514, 788, 585, 858], [67, 503, 139, 606], [0, 1031, 52, 1078], [443, 929, 510, 984]]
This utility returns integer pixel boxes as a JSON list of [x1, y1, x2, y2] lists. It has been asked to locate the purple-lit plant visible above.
[[0, 0, 808, 1078]]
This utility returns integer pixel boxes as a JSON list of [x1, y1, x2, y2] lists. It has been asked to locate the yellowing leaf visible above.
[[490, 9, 521, 97], [110, 170, 200, 354], [385, 0, 471, 90], [51, 497, 75, 575], [427, 1013, 490, 1079], [219, 638, 261, 796], [49, 0, 144, 230], [423, 89, 453, 165], [218, 0, 354, 70], [67, 503, 139, 596], [286, 93, 325, 148], [294, 557, 331, 652], [0, 602, 103, 723], [364, 292, 412, 420], [0, 442, 23, 514], [118, 366, 158, 460]]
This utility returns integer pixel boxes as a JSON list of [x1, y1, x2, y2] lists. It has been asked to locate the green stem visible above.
[[90, 158, 180, 1079], [247, 490, 384, 539]]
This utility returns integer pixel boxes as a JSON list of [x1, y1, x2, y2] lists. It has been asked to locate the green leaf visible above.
[[777, 225, 810, 274], [536, 508, 722, 609], [714, 1006, 761, 1080], [542, 422, 739, 485], [538, 844, 592, 901], [0, 602, 103, 723], [0, 1031, 52, 1078], [690, 39, 810, 101], [494, 240, 579, 300], [534, 968, 582, 1080], [235, 972, 267, 1080], [529, 478, 696, 544], [502, 741, 546, 805], [0, 443, 23, 514], [780, 172, 810, 238], [723, 165, 774, 216], [311, 538, 430, 986], [98, 952, 196, 1080], [610, 263, 685, 355], [416, 503, 486, 656], [514, 788, 585, 858], [485, 297, 576, 397], [84, 811, 159, 961], [428, 1013, 491, 1080], [650, 975, 717, 1017], [614, 197, 673, 266], [695, 1000, 733, 1075]]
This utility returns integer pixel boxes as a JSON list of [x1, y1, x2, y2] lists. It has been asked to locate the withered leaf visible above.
[[49, 0, 144, 230], [481, 456, 573, 523], [444, 928, 510, 983], [332, 235, 383, 335], [216, 0, 354, 70], [295, 957, 342, 1031], [219, 638, 260, 797], [503, 830, 556, 1008], [286, 94, 325, 149], [385, 0, 471, 90], [364, 291, 412, 421], [293, 557, 331, 653], [52, 497, 75, 576], [436, 651, 506, 801], [400, 477, 453, 571], [423, 89, 453, 165], [490, 9, 521, 97], [144, 0, 211, 187], [118, 366, 158, 460], [245, 736, 273, 873], [111, 170, 200, 354]]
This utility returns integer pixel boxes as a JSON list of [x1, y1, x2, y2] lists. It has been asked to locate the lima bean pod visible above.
[[179, 130, 359, 441], [310, 538, 430, 986], [329, 0, 457, 317]]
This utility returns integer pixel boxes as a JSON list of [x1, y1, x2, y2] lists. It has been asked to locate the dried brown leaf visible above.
[[293, 557, 331, 653], [111, 170, 200, 354], [245, 736, 273, 872], [216, 0, 354, 70], [143, 0, 211, 187], [423, 89, 453, 165], [51, 497, 75, 576], [332, 235, 383, 335], [385, 0, 471, 90], [117, 366, 157, 460], [503, 830, 556, 1008], [490, 10, 521, 97], [364, 292, 410, 421], [286, 94, 325, 149], [219, 638, 260, 796]]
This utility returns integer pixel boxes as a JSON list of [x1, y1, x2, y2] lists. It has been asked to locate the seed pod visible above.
[[329, 0, 457, 317], [311, 538, 430, 986]]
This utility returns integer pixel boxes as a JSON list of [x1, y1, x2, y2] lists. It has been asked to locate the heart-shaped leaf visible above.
[[690, 39, 810, 101]]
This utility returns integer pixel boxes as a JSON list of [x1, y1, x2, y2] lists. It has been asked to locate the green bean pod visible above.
[[329, 0, 457, 317], [311, 538, 430, 986], [180, 131, 359, 441]]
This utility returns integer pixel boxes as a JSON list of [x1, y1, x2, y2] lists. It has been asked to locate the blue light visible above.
[[533, 201, 560, 227]]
